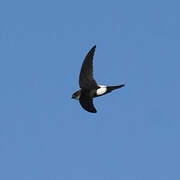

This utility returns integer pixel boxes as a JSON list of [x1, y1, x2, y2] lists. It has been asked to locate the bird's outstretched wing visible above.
[[79, 92, 97, 113], [79, 45, 98, 89]]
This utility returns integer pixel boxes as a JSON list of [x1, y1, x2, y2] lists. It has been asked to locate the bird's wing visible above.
[[79, 45, 98, 89], [79, 93, 97, 113]]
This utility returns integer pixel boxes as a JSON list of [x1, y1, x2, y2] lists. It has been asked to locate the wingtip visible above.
[[87, 45, 96, 55], [92, 45, 96, 49], [85, 109, 97, 113], [89, 109, 97, 113]]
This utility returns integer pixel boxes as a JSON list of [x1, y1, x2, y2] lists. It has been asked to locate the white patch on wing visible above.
[[96, 85, 107, 96]]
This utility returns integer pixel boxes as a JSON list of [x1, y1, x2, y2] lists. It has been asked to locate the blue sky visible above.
[[0, 0, 180, 179]]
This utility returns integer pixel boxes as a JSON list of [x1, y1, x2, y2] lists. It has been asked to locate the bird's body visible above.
[[72, 45, 125, 113]]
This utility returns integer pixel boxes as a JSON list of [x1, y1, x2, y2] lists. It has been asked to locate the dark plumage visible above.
[[72, 45, 125, 113]]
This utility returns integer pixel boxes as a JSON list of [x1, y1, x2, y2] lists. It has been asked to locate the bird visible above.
[[72, 45, 125, 113]]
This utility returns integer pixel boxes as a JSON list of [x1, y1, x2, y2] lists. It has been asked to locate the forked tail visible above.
[[107, 84, 125, 91]]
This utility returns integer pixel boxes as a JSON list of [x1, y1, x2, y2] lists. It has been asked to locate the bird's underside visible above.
[[72, 45, 125, 113]]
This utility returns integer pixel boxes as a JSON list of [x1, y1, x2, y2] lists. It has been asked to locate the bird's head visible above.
[[72, 90, 81, 100]]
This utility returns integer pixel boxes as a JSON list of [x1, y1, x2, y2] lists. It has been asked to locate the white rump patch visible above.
[[96, 85, 107, 96]]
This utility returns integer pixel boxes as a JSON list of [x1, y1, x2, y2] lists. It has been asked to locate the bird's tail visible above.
[[107, 84, 125, 91]]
